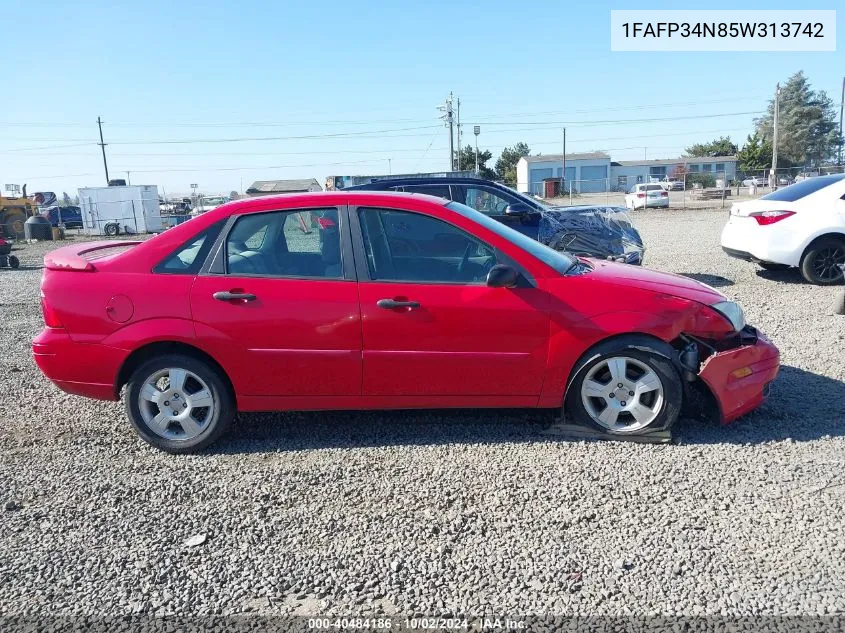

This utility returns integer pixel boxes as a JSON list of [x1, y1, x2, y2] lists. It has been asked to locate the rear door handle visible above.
[[213, 291, 257, 302], [377, 298, 420, 309]]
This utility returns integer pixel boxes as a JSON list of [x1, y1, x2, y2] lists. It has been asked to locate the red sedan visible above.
[[33, 192, 779, 452]]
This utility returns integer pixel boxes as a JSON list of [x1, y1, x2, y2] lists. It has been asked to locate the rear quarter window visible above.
[[154, 221, 224, 274]]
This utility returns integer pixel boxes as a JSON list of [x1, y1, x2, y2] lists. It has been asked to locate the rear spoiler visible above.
[[44, 241, 143, 272]]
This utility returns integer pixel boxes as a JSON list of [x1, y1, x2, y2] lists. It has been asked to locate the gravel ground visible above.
[[1, 209, 845, 625]]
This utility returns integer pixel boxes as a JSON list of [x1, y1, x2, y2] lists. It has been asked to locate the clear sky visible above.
[[3, 0, 843, 197]]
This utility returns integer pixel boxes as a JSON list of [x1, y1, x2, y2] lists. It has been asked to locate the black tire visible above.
[[758, 262, 790, 271], [8, 255, 19, 269], [800, 237, 845, 285], [104, 222, 120, 236], [125, 354, 234, 453], [565, 340, 682, 435], [3, 211, 26, 240]]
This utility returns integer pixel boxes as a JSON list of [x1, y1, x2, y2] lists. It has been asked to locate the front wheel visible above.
[[125, 354, 234, 453], [800, 238, 845, 285], [8, 255, 19, 269], [565, 345, 682, 435]]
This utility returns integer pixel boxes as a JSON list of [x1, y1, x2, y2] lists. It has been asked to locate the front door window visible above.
[[357, 207, 496, 284]]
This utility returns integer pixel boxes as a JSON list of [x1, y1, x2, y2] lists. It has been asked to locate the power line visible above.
[[0, 96, 767, 129], [469, 96, 767, 120], [106, 124, 444, 145], [471, 110, 763, 127], [5, 126, 751, 160], [122, 158, 412, 174], [0, 112, 758, 154], [1, 142, 95, 152]]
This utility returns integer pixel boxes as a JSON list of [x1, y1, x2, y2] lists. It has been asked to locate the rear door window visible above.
[[225, 208, 342, 279]]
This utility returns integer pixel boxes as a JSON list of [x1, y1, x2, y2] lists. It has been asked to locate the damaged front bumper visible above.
[[696, 326, 780, 423]]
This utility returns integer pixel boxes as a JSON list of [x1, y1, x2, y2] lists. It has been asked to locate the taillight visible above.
[[637, 193, 645, 198], [317, 217, 336, 229], [750, 210, 795, 225], [41, 296, 64, 328], [660, 191, 668, 197]]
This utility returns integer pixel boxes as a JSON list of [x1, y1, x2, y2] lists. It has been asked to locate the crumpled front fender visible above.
[[698, 329, 780, 423]]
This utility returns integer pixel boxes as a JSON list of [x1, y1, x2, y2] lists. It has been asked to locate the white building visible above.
[[611, 156, 738, 192], [517, 153, 738, 195], [517, 152, 611, 195]]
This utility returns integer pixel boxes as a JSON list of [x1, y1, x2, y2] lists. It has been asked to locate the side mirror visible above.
[[504, 203, 530, 216], [486, 264, 519, 288]]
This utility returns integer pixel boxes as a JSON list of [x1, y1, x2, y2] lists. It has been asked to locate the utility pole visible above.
[[125, 171, 131, 185], [456, 97, 461, 171], [97, 116, 110, 185], [388, 158, 392, 175], [474, 126, 480, 174], [438, 93, 455, 171], [771, 83, 780, 188], [561, 128, 567, 196], [839, 76, 844, 167]]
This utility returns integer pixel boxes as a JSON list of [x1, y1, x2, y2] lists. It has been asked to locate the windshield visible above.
[[760, 174, 845, 202], [446, 201, 575, 274]]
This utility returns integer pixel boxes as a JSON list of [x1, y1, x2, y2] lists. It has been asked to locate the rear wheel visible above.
[[566, 343, 682, 435], [8, 255, 19, 269], [104, 222, 120, 236], [800, 237, 845, 285], [2, 211, 26, 240], [125, 354, 233, 453]]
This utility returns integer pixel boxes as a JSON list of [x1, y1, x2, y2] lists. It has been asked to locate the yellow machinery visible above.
[[0, 193, 39, 239]]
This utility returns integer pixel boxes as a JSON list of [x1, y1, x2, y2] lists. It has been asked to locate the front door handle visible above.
[[377, 298, 420, 309], [213, 291, 257, 302]]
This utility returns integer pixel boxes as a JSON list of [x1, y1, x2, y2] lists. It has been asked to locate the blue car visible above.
[[44, 207, 83, 229], [345, 177, 645, 264]]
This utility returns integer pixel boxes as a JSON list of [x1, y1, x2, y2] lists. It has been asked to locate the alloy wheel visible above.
[[811, 247, 845, 282], [138, 367, 216, 441], [580, 356, 665, 433]]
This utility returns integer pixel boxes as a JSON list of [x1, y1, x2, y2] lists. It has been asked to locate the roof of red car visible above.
[[218, 190, 450, 216]]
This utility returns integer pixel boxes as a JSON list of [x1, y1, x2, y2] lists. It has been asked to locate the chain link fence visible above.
[[531, 173, 730, 210], [528, 166, 845, 210]]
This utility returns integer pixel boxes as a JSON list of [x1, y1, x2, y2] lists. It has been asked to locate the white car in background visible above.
[[741, 176, 767, 187], [625, 183, 669, 210], [721, 173, 845, 285]]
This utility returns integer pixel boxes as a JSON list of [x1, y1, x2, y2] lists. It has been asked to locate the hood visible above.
[[584, 259, 726, 305]]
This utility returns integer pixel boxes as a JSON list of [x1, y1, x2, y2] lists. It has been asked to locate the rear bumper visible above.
[[698, 327, 780, 423], [720, 218, 801, 267], [32, 328, 126, 401], [632, 200, 669, 209], [721, 246, 755, 262]]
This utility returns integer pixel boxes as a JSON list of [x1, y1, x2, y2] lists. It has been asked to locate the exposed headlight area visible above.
[[710, 301, 746, 332]]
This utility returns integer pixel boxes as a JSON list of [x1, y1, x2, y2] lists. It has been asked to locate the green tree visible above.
[[495, 142, 530, 186], [736, 133, 773, 172], [754, 71, 841, 167], [457, 145, 496, 180], [684, 136, 738, 157]]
